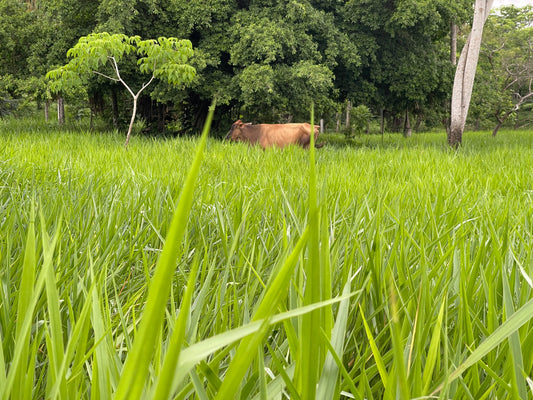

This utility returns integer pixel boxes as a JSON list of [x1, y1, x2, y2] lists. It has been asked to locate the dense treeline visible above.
[[0, 0, 531, 135]]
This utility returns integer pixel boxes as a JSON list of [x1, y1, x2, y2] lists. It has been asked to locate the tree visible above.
[[340, 0, 471, 133], [0, 0, 36, 77], [449, 0, 494, 147], [472, 5, 533, 136], [227, 1, 353, 122], [47, 33, 196, 147]]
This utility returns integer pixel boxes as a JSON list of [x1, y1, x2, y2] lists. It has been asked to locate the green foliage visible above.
[[471, 5, 533, 131], [0, 0, 37, 77], [347, 104, 373, 137], [226, 1, 347, 121], [341, 0, 464, 120], [0, 76, 18, 118], [1, 0, 480, 130], [47, 32, 195, 91], [96, 0, 139, 33]]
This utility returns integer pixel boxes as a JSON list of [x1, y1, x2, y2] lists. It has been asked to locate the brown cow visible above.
[[225, 120, 324, 149]]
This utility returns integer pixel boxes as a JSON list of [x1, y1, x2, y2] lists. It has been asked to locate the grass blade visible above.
[[433, 296, 533, 396], [2, 208, 60, 399], [150, 256, 200, 399], [317, 277, 352, 399], [41, 212, 66, 398], [422, 299, 446, 395], [502, 268, 527, 400], [214, 226, 310, 398], [359, 304, 389, 388], [389, 279, 409, 399], [12, 204, 36, 397], [299, 100, 322, 399], [173, 290, 359, 392], [114, 102, 215, 400]]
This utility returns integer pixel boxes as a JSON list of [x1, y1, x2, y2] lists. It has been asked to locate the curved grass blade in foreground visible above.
[[114, 102, 215, 400]]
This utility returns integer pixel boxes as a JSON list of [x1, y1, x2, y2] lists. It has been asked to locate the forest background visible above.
[[0, 0, 532, 137]]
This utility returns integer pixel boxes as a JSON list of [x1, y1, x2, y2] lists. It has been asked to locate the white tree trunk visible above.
[[124, 95, 138, 148], [345, 100, 352, 132], [450, 22, 457, 66], [44, 101, 49, 122], [449, 0, 493, 147], [57, 96, 65, 126], [403, 109, 412, 137]]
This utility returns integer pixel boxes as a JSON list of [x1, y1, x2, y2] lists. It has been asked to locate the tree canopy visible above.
[[47, 32, 196, 146], [2, 0, 531, 137], [470, 5, 533, 135]]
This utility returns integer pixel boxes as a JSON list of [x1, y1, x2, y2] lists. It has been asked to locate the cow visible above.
[[225, 120, 324, 149]]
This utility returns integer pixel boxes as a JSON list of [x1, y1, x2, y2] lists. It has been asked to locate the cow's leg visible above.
[[300, 134, 311, 149]]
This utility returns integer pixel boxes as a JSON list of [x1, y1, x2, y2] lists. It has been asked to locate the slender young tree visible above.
[[47, 33, 195, 147], [449, 0, 494, 147]]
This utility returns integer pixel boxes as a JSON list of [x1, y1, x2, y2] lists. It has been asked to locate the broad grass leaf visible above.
[[114, 102, 215, 400], [433, 296, 533, 396], [172, 292, 359, 395], [317, 277, 354, 399]]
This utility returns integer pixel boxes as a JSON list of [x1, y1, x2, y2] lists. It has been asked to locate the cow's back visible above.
[[230, 121, 316, 149], [255, 124, 310, 149]]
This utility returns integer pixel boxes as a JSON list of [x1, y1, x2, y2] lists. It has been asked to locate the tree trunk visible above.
[[125, 95, 138, 148], [492, 119, 504, 137], [403, 109, 412, 137], [336, 112, 340, 132], [448, 126, 463, 146], [345, 100, 351, 130], [391, 115, 403, 132], [44, 101, 49, 122], [450, 22, 457, 66], [492, 92, 533, 136], [449, 0, 493, 147], [414, 113, 423, 132], [57, 96, 65, 126]]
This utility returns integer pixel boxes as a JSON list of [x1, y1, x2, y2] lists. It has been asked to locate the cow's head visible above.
[[225, 120, 246, 141]]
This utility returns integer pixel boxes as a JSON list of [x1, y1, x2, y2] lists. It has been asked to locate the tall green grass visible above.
[[1, 118, 533, 399]]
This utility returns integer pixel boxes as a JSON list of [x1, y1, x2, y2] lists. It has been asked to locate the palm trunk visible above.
[[448, 126, 464, 148]]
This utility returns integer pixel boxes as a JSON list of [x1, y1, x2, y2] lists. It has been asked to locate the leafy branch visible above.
[[47, 32, 196, 147]]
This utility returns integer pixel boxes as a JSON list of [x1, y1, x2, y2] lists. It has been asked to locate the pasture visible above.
[[1, 119, 533, 399]]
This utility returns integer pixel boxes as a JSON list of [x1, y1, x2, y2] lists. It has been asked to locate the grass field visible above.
[[1, 118, 533, 399]]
